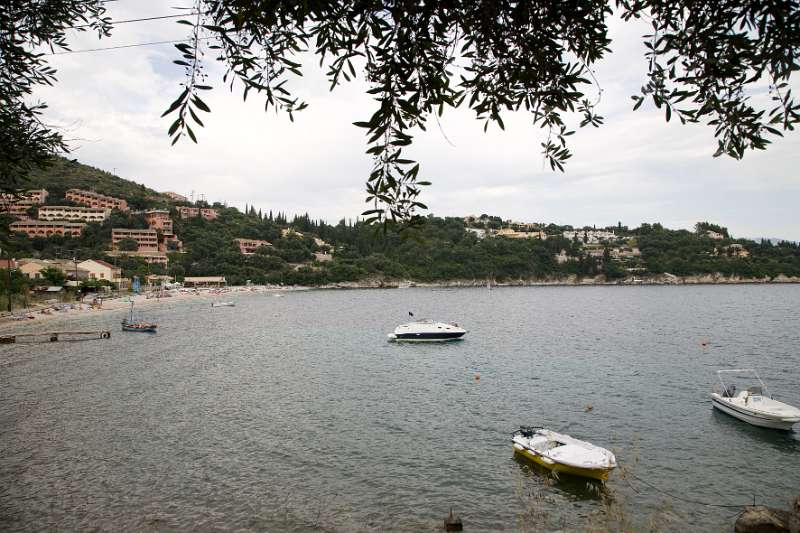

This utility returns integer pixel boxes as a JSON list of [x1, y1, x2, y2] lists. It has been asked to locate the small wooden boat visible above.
[[121, 301, 157, 333], [512, 427, 617, 481]]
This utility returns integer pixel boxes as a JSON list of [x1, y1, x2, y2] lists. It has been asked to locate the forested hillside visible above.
[[3, 158, 800, 286], [21, 156, 171, 209]]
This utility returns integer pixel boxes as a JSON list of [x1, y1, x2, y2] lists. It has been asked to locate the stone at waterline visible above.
[[734, 496, 800, 533]]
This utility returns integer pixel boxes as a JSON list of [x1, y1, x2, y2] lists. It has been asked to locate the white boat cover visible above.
[[512, 429, 617, 470]]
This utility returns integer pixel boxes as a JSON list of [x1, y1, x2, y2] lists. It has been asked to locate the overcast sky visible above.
[[35, 1, 800, 239]]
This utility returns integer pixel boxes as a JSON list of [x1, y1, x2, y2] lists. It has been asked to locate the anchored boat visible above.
[[211, 301, 235, 307], [512, 427, 617, 481], [387, 319, 466, 342], [711, 369, 800, 430], [121, 301, 157, 333]]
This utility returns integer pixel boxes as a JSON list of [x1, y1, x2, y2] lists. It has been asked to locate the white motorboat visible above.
[[387, 319, 466, 342], [211, 301, 236, 308], [512, 427, 617, 481], [711, 369, 800, 430]]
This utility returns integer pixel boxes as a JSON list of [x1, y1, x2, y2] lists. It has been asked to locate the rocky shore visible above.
[[319, 273, 800, 289]]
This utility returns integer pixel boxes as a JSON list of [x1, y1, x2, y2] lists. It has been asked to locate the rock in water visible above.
[[734, 498, 800, 533]]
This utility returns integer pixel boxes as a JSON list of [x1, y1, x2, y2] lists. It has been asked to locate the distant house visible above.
[[495, 228, 544, 239], [562, 230, 617, 244], [78, 259, 124, 284], [177, 206, 218, 220], [235, 238, 272, 255], [706, 230, 725, 240], [0, 189, 49, 217], [163, 191, 188, 202], [66, 189, 128, 212], [314, 252, 333, 262], [281, 228, 303, 238], [10, 220, 85, 237], [554, 250, 574, 264], [719, 243, 750, 258], [112, 228, 159, 251], [106, 250, 169, 266], [18, 259, 52, 279], [143, 209, 173, 232], [183, 276, 226, 288], [611, 247, 641, 260], [466, 228, 487, 239], [39, 206, 111, 223]]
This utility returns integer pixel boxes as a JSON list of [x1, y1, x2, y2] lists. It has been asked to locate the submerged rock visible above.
[[734, 497, 800, 533]]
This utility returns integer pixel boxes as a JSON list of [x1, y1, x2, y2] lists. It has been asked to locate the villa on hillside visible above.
[[183, 276, 226, 288], [495, 228, 545, 239], [10, 220, 85, 237], [39, 206, 111, 223], [78, 259, 125, 284], [66, 189, 129, 212], [562, 229, 618, 244], [163, 191, 188, 202], [235, 238, 272, 255], [0, 189, 49, 217], [177, 206, 218, 220], [106, 250, 169, 266], [144, 209, 173, 232], [111, 228, 159, 251]]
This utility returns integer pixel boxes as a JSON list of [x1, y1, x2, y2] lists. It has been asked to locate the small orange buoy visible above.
[[474, 373, 480, 381]]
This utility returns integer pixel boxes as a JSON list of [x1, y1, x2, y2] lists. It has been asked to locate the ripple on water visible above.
[[1, 285, 799, 532]]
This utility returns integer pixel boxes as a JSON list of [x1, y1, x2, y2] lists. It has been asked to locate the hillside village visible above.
[[1, 158, 799, 301]]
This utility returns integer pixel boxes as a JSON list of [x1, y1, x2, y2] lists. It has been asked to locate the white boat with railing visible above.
[[711, 369, 800, 430], [387, 319, 466, 342], [211, 301, 235, 308]]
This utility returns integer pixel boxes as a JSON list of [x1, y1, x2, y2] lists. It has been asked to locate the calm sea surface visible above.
[[1, 285, 799, 532]]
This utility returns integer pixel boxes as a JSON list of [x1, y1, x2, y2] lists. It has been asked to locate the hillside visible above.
[[3, 157, 800, 287], [21, 156, 171, 210]]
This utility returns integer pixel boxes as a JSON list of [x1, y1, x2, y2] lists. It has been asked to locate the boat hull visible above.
[[390, 332, 465, 342], [513, 445, 612, 481], [711, 395, 799, 430], [121, 322, 157, 333]]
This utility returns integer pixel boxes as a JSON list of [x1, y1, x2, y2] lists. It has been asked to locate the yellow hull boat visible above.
[[512, 427, 616, 482]]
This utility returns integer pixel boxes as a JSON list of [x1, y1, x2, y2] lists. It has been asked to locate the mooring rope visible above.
[[624, 470, 753, 509]]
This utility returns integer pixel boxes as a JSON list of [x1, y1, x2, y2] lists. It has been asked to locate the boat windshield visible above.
[[715, 369, 770, 398]]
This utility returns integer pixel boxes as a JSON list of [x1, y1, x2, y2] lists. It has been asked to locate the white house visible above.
[[78, 259, 123, 283]]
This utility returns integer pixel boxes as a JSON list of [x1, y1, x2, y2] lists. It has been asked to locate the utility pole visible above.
[[1, 248, 11, 312]]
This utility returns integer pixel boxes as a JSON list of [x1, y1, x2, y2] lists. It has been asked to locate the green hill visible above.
[[21, 156, 171, 210]]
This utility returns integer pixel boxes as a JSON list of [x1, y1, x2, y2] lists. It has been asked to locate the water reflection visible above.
[[512, 451, 606, 502], [710, 409, 800, 452]]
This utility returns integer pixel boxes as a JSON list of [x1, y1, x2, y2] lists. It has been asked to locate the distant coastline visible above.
[[2, 275, 798, 330], [318, 273, 800, 289]]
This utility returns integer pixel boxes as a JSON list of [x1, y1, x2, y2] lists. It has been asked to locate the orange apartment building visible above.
[[66, 189, 129, 212], [111, 228, 159, 251], [235, 238, 272, 255], [39, 205, 111, 222], [106, 250, 169, 266], [0, 189, 49, 217], [144, 209, 174, 233], [142, 210, 183, 251], [177, 206, 219, 220], [10, 220, 85, 237]]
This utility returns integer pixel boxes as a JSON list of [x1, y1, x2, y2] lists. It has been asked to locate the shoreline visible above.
[[1, 274, 798, 331], [317, 273, 800, 289]]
